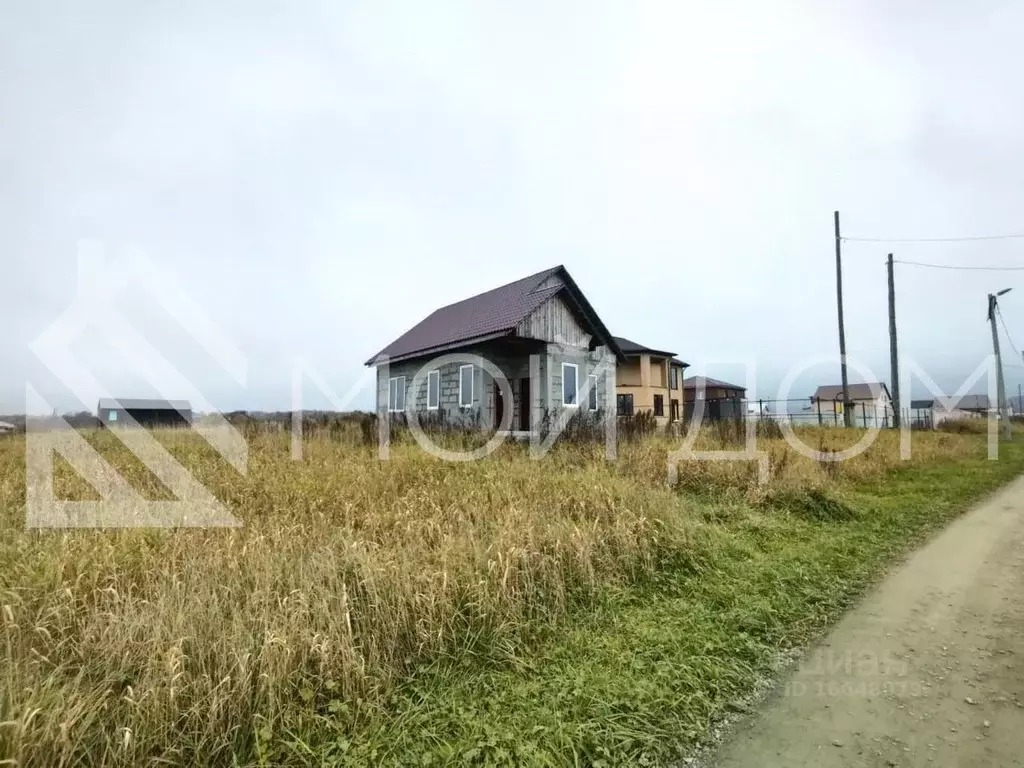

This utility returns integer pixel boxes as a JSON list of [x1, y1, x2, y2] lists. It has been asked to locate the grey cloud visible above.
[[3, 1, 1024, 413]]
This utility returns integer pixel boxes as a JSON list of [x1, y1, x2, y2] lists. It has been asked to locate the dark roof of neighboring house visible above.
[[683, 375, 746, 393], [612, 336, 689, 367], [365, 265, 624, 365], [909, 395, 992, 411], [97, 398, 192, 411], [811, 382, 891, 403], [950, 394, 991, 411]]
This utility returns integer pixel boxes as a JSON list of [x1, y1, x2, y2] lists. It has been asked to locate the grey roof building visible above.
[[683, 375, 746, 394], [366, 266, 622, 431], [811, 382, 892, 403], [97, 398, 192, 427]]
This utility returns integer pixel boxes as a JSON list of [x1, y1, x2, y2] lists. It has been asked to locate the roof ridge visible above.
[[364, 265, 575, 365], [429, 265, 562, 314]]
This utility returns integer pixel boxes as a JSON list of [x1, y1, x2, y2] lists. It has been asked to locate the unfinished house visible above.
[[365, 266, 623, 432]]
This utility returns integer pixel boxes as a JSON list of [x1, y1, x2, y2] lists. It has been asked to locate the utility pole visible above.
[[835, 211, 852, 427], [887, 253, 900, 429], [988, 290, 1013, 440]]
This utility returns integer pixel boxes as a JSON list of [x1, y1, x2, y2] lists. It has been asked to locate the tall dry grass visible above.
[[0, 425, 985, 765]]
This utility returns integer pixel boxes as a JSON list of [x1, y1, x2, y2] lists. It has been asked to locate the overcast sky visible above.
[[3, 1, 1024, 414]]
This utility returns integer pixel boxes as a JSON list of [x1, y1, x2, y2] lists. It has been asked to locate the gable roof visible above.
[[613, 336, 688, 367], [97, 398, 192, 412], [365, 266, 623, 365], [948, 393, 991, 411], [811, 382, 891, 403], [683, 375, 746, 393]]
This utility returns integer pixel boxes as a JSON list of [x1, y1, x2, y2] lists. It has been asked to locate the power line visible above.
[[997, 305, 1023, 363], [844, 233, 1024, 243], [893, 259, 1024, 272]]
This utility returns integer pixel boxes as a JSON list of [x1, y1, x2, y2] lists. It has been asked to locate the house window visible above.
[[616, 393, 634, 417], [109, 410, 118, 422], [562, 363, 578, 407], [654, 394, 664, 417], [670, 367, 679, 390], [427, 370, 440, 410], [671, 399, 679, 420], [588, 374, 598, 411], [388, 376, 406, 412], [459, 364, 474, 407]]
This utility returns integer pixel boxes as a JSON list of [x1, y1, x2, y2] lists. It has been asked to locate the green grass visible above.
[[3, 428, 1023, 766], [288, 440, 1024, 767]]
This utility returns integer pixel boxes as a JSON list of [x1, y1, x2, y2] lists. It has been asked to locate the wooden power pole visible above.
[[988, 291, 1013, 440], [887, 253, 900, 428], [835, 211, 852, 427]]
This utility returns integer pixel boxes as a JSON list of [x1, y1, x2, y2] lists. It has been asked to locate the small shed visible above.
[[909, 399, 935, 428], [97, 398, 192, 428], [682, 376, 747, 422]]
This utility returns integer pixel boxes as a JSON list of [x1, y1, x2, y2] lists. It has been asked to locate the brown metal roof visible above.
[[683, 375, 746, 393], [365, 265, 623, 365], [612, 336, 688, 367]]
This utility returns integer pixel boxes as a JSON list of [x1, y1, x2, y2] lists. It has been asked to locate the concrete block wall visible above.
[[375, 342, 614, 429]]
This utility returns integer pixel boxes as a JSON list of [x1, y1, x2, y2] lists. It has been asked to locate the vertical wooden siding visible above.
[[515, 294, 592, 348]]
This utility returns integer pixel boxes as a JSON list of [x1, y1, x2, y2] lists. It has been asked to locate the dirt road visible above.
[[714, 475, 1024, 767]]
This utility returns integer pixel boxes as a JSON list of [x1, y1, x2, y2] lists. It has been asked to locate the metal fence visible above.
[[686, 397, 896, 428]]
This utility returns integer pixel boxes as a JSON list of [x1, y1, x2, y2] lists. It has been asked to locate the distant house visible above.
[[911, 394, 1001, 426], [810, 382, 893, 426], [97, 398, 192, 428], [0, 420, 16, 434], [365, 266, 624, 431], [683, 376, 747, 422], [612, 336, 688, 425], [909, 399, 937, 428], [949, 394, 992, 415]]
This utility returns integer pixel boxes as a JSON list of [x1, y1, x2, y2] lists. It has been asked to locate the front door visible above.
[[519, 377, 531, 431], [494, 381, 505, 430]]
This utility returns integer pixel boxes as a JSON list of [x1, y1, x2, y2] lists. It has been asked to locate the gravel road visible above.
[[713, 474, 1024, 767]]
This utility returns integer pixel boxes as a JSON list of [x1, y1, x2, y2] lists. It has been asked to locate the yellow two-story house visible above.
[[613, 336, 688, 426]]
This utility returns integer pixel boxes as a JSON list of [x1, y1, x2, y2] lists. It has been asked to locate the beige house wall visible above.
[[616, 355, 686, 427]]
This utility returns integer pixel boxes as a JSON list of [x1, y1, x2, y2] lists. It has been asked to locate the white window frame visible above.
[[588, 373, 598, 411], [427, 369, 440, 410], [387, 376, 406, 412], [458, 364, 474, 408], [562, 362, 579, 408]]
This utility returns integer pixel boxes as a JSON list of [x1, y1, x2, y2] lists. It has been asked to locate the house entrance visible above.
[[518, 378, 531, 431]]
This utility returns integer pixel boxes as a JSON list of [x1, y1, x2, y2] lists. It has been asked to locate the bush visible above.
[[937, 418, 990, 435], [618, 410, 658, 441]]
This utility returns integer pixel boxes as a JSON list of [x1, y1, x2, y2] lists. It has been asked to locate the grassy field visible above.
[[0, 423, 1021, 766]]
